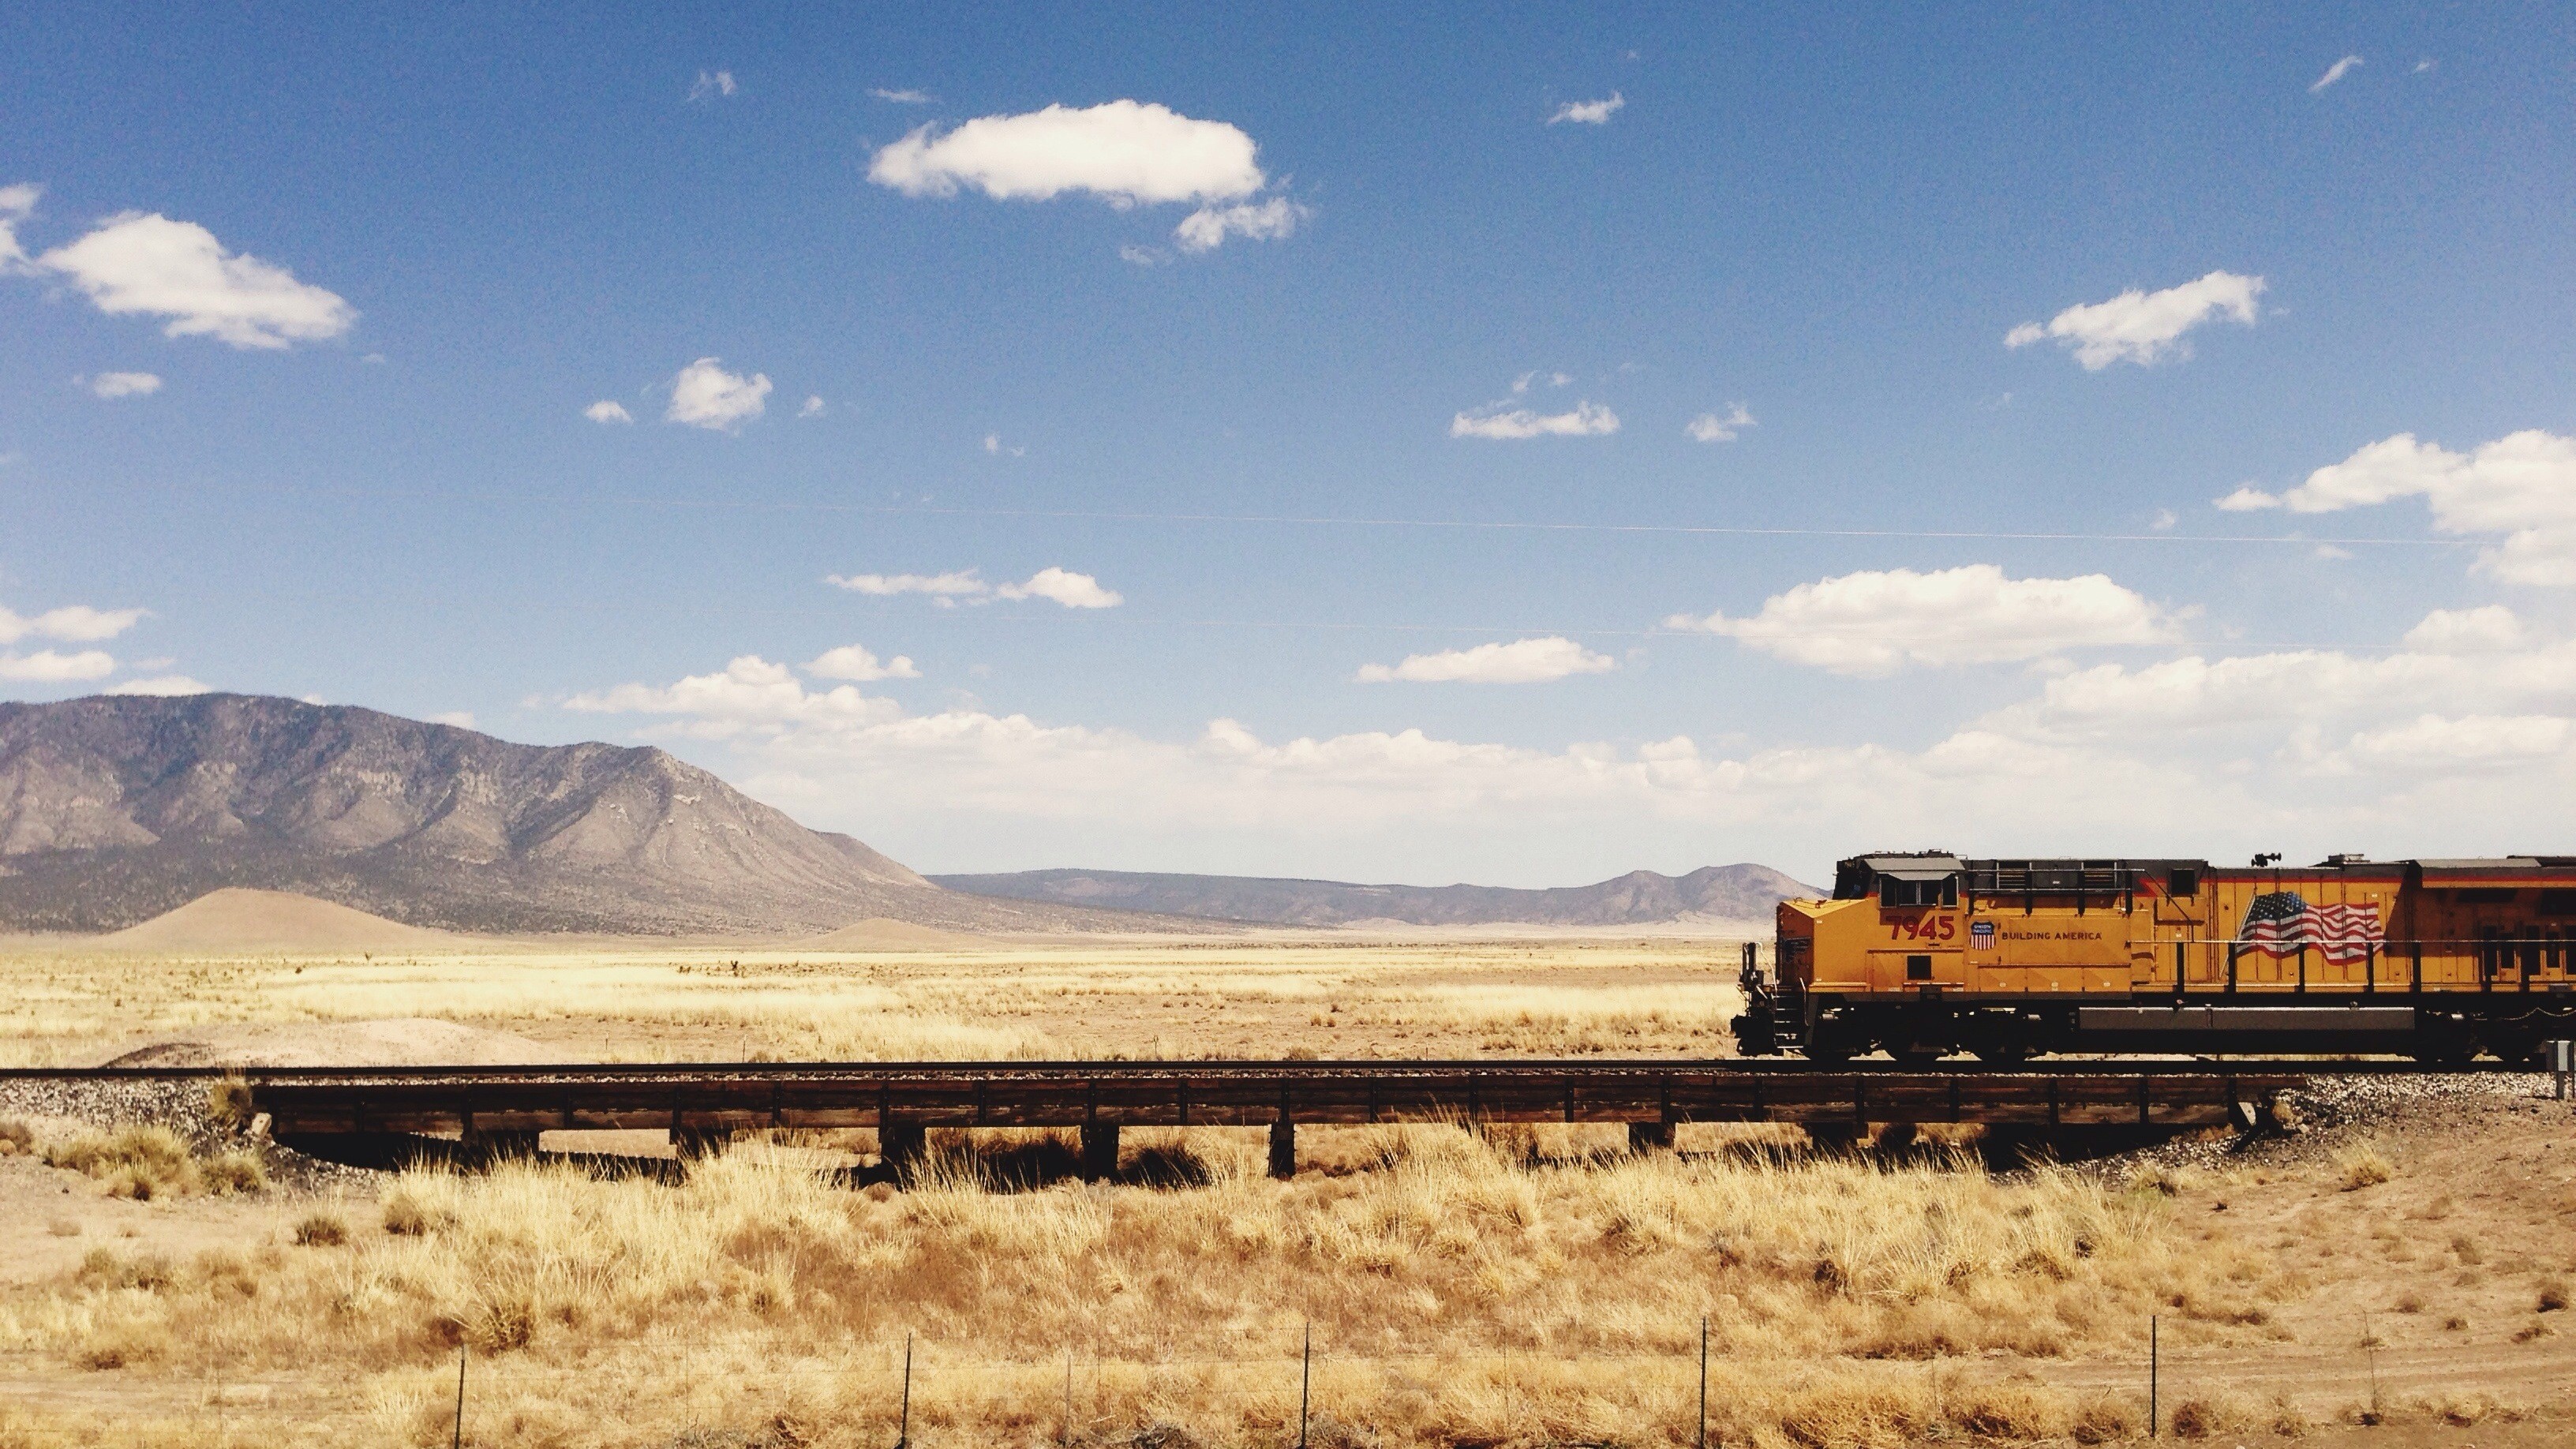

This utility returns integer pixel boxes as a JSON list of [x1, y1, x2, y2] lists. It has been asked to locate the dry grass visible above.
[[2333, 1139, 2394, 1191], [0, 1124, 2291, 1445], [36, 1125, 266, 1200]]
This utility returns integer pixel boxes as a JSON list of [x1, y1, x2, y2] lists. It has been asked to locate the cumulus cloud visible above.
[[2402, 605, 2525, 654], [826, 570, 990, 600], [1668, 564, 2176, 676], [429, 710, 477, 728], [1450, 400, 1619, 440], [666, 358, 771, 431], [0, 604, 146, 644], [995, 567, 1121, 608], [689, 69, 737, 102], [2344, 713, 2567, 770], [805, 644, 921, 682], [798, 395, 826, 418], [1548, 94, 1625, 125], [0, 649, 114, 682], [2310, 55, 2363, 92], [1685, 404, 1754, 443], [2005, 271, 2263, 369], [868, 100, 1264, 206], [102, 674, 208, 695], [563, 655, 897, 739], [2213, 430, 2576, 585], [1357, 637, 1616, 684], [823, 567, 1116, 608], [85, 371, 160, 399], [584, 399, 634, 424], [1173, 196, 1307, 252], [34, 211, 355, 350]]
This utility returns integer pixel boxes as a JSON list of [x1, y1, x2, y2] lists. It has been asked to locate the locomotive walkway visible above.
[[0, 1058, 2387, 1175]]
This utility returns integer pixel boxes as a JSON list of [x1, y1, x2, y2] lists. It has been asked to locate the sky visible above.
[[4, 4, 2574, 887]]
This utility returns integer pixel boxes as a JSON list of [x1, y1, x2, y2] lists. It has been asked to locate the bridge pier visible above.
[[1268, 1116, 1297, 1178], [879, 1119, 927, 1180], [1627, 1120, 1675, 1154], [1080, 1122, 1121, 1181]]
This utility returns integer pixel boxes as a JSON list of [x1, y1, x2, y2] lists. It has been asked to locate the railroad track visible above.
[[11, 1056, 2521, 1175]]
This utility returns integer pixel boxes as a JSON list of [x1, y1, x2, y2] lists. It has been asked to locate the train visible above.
[[1730, 852, 2576, 1064]]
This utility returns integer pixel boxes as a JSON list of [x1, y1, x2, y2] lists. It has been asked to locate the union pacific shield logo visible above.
[[1970, 919, 1994, 949]]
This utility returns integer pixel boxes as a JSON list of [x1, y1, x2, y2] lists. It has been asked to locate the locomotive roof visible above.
[[1843, 852, 2576, 876]]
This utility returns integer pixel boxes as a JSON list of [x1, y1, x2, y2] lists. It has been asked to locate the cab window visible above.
[[1878, 875, 1957, 908]]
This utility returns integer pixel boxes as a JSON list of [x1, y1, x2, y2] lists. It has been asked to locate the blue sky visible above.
[[5, 5, 2574, 885]]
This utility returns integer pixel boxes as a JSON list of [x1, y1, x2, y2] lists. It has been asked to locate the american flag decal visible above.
[[2237, 891, 2383, 964]]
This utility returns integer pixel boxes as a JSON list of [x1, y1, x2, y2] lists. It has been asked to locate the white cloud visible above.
[[995, 567, 1121, 608], [666, 358, 771, 431], [1173, 196, 1307, 252], [867, 100, 1264, 206], [2310, 55, 2363, 93], [584, 399, 634, 425], [1668, 564, 2176, 676], [1685, 404, 1754, 443], [2005, 271, 2263, 369], [805, 644, 922, 682], [871, 88, 933, 104], [0, 649, 114, 682], [429, 710, 477, 728], [34, 212, 355, 350], [0, 182, 38, 269], [1449, 400, 1619, 440], [1357, 637, 1616, 684], [2212, 430, 2576, 585], [1119, 245, 1166, 267], [103, 673, 208, 695], [85, 370, 160, 399], [2344, 713, 2568, 769], [982, 432, 1025, 455], [826, 570, 990, 599], [564, 655, 897, 739], [798, 395, 826, 418], [689, 69, 737, 102], [0, 604, 145, 643], [2402, 605, 2525, 653], [1548, 94, 1625, 125]]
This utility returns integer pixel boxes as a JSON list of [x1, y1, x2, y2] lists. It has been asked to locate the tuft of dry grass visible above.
[[2333, 1139, 2394, 1191], [200, 1147, 268, 1195], [0, 1115, 34, 1155], [45, 1125, 198, 1198], [205, 1073, 255, 1128], [290, 1211, 349, 1248]]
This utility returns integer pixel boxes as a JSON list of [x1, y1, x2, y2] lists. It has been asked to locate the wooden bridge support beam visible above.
[[880, 1119, 927, 1180], [1080, 1122, 1121, 1181], [1268, 1116, 1297, 1179], [1627, 1120, 1676, 1154]]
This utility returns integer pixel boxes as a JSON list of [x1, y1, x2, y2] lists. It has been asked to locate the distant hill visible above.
[[928, 864, 1821, 929], [0, 693, 1155, 936]]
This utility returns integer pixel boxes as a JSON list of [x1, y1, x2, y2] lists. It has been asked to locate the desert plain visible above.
[[0, 894, 2572, 1448]]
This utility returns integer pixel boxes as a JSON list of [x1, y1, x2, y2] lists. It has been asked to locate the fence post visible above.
[[2554, 1039, 2572, 1101], [897, 1333, 913, 1449], [2148, 1314, 2158, 1438], [452, 1344, 466, 1449], [1697, 1315, 1709, 1449], [1298, 1322, 1311, 1449]]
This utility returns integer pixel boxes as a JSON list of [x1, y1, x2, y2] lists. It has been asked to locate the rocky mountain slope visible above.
[[929, 863, 1821, 928], [0, 694, 1119, 935]]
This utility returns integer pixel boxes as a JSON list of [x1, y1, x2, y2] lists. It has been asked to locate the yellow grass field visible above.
[[2, 935, 2573, 1447]]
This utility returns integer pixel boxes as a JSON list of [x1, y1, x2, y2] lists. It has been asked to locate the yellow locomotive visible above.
[[1731, 852, 2576, 1064]]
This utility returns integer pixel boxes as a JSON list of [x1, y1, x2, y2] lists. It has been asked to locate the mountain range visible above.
[[928, 864, 1819, 928], [0, 693, 1098, 934], [0, 692, 1816, 936]]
